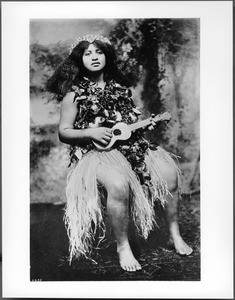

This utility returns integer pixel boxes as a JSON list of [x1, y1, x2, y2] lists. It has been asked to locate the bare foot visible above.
[[170, 236, 193, 255], [117, 244, 142, 272]]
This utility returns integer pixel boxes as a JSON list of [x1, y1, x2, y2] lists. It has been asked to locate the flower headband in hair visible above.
[[69, 34, 112, 55]]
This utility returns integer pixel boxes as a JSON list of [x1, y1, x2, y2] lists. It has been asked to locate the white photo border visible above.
[[2, 1, 233, 298]]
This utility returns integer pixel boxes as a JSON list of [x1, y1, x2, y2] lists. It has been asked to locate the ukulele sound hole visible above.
[[113, 129, 122, 136]]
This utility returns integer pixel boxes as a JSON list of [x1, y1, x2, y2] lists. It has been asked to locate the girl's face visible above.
[[82, 43, 106, 73]]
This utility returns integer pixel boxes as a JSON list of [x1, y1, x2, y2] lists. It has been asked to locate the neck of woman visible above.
[[88, 71, 104, 83], [88, 71, 106, 89]]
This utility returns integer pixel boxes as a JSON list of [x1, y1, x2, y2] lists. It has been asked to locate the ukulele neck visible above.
[[128, 118, 151, 132]]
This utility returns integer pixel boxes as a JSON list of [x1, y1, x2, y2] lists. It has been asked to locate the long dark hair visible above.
[[46, 39, 131, 99]]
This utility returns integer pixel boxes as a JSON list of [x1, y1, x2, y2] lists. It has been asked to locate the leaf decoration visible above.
[[68, 77, 159, 190]]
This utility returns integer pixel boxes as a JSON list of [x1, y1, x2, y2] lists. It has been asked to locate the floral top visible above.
[[69, 77, 158, 185]]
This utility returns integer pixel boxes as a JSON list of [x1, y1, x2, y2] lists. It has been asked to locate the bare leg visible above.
[[165, 187, 193, 255], [107, 189, 142, 271], [97, 165, 141, 272], [155, 156, 193, 255]]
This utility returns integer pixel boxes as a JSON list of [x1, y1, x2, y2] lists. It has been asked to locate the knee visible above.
[[108, 178, 129, 200]]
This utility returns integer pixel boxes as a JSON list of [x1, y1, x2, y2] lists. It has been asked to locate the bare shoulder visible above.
[[59, 92, 77, 126], [62, 92, 76, 104], [60, 92, 77, 118]]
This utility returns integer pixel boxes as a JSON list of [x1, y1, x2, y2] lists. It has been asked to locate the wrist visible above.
[[85, 127, 95, 141]]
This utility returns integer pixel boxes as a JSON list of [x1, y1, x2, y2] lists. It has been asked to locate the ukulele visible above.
[[92, 112, 171, 151]]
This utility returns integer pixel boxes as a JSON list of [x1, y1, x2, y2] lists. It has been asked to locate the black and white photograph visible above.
[[2, 1, 233, 298], [30, 17, 199, 281]]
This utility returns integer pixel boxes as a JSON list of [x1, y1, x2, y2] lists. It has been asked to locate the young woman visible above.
[[47, 34, 193, 272]]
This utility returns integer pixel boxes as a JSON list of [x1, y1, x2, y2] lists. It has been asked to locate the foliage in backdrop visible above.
[[30, 18, 200, 203]]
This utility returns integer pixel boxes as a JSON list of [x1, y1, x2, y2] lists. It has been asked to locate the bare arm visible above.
[[58, 92, 112, 146]]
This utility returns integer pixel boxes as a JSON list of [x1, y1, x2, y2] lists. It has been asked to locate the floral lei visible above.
[[68, 77, 158, 186]]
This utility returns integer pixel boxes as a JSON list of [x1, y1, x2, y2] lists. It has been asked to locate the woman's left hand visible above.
[[149, 114, 157, 130]]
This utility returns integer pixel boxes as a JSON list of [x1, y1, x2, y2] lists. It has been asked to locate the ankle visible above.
[[117, 241, 131, 252], [170, 233, 182, 241]]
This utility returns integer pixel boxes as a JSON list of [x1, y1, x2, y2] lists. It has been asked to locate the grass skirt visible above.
[[64, 146, 181, 262]]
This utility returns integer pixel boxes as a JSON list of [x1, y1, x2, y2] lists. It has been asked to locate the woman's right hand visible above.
[[89, 127, 113, 146]]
